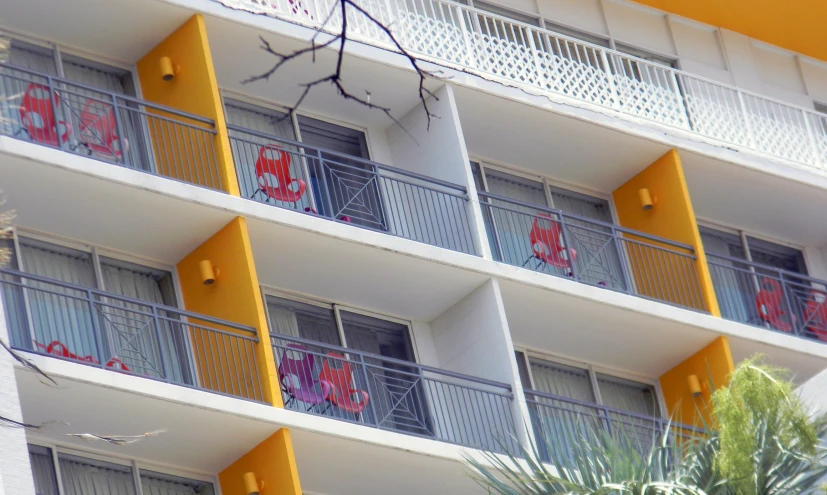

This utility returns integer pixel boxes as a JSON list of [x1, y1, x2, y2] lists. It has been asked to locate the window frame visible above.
[[10, 227, 183, 305], [514, 346, 668, 420], [471, 160, 618, 222], [25, 440, 219, 495], [261, 286, 421, 364], [697, 219, 810, 275], [220, 89, 376, 161]]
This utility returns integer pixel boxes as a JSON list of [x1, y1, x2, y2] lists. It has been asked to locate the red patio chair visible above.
[[78, 99, 127, 160], [524, 214, 577, 274], [318, 352, 370, 418], [251, 144, 307, 203], [18, 83, 71, 146], [755, 278, 796, 333]]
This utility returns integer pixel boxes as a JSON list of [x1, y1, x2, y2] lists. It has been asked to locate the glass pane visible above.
[[98, 257, 189, 383], [265, 296, 340, 345], [60, 55, 134, 95], [595, 373, 658, 416], [18, 237, 100, 361], [28, 445, 59, 495], [746, 236, 807, 275], [139, 470, 215, 495], [297, 116, 368, 159], [58, 453, 136, 495], [528, 358, 594, 401]]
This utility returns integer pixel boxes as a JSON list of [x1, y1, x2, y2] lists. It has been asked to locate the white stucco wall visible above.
[[0, 293, 36, 495]]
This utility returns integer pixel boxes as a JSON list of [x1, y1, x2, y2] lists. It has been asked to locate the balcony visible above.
[[271, 334, 519, 453], [228, 125, 478, 254], [225, 0, 827, 175], [0, 63, 225, 191], [0, 268, 265, 402], [707, 253, 827, 344], [479, 192, 707, 312], [525, 389, 703, 463]]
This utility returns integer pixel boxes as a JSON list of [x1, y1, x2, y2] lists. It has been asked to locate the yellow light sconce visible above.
[[159, 56, 179, 81], [199, 260, 219, 285], [638, 187, 655, 211], [243, 472, 264, 495], [687, 374, 702, 397]]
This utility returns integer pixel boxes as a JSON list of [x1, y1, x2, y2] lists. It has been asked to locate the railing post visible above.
[[779, 273, 799, 336], [357, 353, 381, 427], [45, 75, 63, 150], [736, 89, 756, 149], [111, 94, 129, 167], [86, 289, 107, 370], [557, 213, 579, 281], [456, 4, 477, 70], [802, 110, 823, 170], [150, 305, 171, 382], [613, 228, 636, 295]]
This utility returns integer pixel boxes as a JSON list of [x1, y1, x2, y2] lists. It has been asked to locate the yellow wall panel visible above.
[[633, 0, 827, 64], [659, 336, 734, 427], [219, 429, 303, 495], [612, 150, 720, 315], [176, 217, 280, 406], [136, 15, 238, 195]]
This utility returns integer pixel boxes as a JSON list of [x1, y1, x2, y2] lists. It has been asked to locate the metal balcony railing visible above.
[[707, 253, 827, 343], [525, 389, 703, 463], [0, 63, 224, 191], [479, 192, 707, 311], [228, 124, 478, 254], [0, 268, 265, 402], [272, 333, 519, 453], [226, 0, 827, 173]]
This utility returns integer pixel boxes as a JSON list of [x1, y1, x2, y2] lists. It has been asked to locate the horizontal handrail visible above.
[[0, 63, 216, 126], [524, 388, 703, 434], [479, 191, 695, 252], [227, 123, 468, 194], [1, 268, 264, 401], [228, 0, 827, 172], [0, 268, 257, 335], [272, 333, 512, 391], [706, 252, 826, 289]]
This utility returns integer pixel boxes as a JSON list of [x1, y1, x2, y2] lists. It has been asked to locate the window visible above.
[[543, 22, 610, 70], [472, 162, 623, 287], [2, 233, 189, 382], [224, 97, 385, 230], [265, 294, 414, 362], [28, 445, 215, 495], [614, 44, 678, 87], [699, 226, 807, 275]]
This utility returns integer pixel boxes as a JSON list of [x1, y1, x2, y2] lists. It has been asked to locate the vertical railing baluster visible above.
[[86, 289, 106, 369], [111, 94, 128, 166]]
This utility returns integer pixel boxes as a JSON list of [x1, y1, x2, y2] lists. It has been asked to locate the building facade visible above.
[[1, 0, 826, 494]]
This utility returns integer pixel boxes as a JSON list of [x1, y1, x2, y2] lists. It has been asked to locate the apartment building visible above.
[[1, 0, 826, 494]]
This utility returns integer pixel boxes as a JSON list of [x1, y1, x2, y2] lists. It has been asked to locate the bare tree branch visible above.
[[244, 0, 443, 132]]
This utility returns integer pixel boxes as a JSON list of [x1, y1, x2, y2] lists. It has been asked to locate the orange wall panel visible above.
[[136, 15, 238, 194], [219, 429, 303, 495], [612, 150, 720, 315], [176, 217, 280, 406], [659, 336, 734, 427]]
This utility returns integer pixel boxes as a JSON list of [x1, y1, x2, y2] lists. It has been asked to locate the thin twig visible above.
[[244, 0, 441, 132]]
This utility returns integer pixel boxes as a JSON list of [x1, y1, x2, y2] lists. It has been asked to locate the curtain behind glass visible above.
[[59, 454, 136, 495], [527, 359, 599, 463], [99, 258, 188, 383], [483, 169, 548, 266], [596, 374, 660, 451], [0, 41, 57, 138], [701, 228, 755, 323], [28, 445, 59, 495], [224, 102, 309, 210], [19, 238, 100, 361], [140, 470, 215, 495]]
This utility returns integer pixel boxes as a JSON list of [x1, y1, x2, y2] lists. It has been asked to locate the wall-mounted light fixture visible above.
[[159, 56, 179, 81], [199, 260, 219, 285], [243, 472, 264, 495], [638, 187, 655, 211], [687, 374, 702, 397]]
